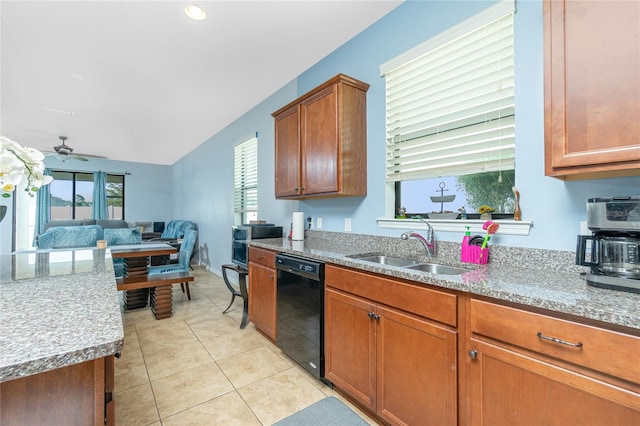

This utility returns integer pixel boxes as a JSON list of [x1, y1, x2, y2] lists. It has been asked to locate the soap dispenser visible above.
[[461, 226, 471, 262]]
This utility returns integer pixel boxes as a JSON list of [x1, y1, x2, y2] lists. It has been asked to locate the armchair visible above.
[[148, 229, 197, 299], [151, 220, 196, 241]]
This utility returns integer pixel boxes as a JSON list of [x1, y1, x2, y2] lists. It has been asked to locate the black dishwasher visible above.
[[275, 253, 329, 384]]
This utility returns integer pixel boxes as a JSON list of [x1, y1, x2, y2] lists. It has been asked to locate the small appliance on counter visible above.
[[576, 196, 640, 293], [232, 224, 283, 268]]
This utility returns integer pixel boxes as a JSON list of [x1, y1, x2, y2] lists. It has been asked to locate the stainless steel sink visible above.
[[352, 255, 421, 267], [405, 263, 469, 275], [349, 254, 469, 275]]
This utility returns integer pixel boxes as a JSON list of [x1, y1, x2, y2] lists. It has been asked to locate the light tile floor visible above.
[[115, 268, 377, 425]]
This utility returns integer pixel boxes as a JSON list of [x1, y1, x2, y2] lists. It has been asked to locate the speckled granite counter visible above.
[[0, 248, 124, 383], [249, 233, 640, 332]]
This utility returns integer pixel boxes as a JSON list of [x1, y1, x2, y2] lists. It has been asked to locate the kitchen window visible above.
[[381, 0, 516, 217], [234, 136, 258, 225]]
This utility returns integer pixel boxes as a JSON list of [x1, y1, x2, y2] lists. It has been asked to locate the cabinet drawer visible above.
[[470, 299, 640, 383], [248, 247, 276, 267], [326, 265, 457, 326]]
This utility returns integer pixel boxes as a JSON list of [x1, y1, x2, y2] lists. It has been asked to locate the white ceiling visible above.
[[1, 0, 402, 165]]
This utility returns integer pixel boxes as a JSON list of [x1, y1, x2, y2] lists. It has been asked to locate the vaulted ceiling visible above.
[[1, 1, 402, 165]]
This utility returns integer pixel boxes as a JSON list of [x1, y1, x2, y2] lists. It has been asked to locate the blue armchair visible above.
[[152, 220, 196, 241], [148, 229, 197, 299]]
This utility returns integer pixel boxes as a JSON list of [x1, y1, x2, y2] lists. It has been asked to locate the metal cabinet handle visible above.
[[468, 350, 478, 359], [536, 332, 583, 348], [269, 275, 274, 280], [368, 312, 374, 319], [367, 312, 381, 320]]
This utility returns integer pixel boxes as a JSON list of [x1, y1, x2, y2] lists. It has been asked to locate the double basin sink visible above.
[[350, 255, 471, 275]]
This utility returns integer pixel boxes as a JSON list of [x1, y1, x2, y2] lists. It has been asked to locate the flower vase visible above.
[[480, 212, 492, 220]]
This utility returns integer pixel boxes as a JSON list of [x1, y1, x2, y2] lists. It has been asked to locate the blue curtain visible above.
[[92, 171, 108, 219], [32, 168, 51, 246]]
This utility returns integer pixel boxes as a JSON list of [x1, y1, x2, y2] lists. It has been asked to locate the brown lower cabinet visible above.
[[0, 355, 115, 426], [325, 265, 458, 425], [323, 264, 640, 426], [248, 247, 277, 341], [466, 298, 640, 425]]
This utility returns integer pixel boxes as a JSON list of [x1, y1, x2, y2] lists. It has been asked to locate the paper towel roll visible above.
[[292, 211, 305, 241]]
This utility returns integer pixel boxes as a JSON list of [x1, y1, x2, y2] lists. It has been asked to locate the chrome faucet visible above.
[[401, 224, 436, 257]]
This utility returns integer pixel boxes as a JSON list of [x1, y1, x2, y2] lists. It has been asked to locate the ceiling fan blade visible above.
[[71, 154, 89, 162]]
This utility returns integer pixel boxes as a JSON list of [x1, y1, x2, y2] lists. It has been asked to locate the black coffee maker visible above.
[[576, 197, 640, 293]]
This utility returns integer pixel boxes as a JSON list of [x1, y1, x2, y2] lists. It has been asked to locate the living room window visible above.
[[234, 137, 258, 225], [381, 0, 516, 218], [49, 171, 125, 220]]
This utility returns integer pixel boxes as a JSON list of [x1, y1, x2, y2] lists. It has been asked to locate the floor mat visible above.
[[273, 396, 369, 426]]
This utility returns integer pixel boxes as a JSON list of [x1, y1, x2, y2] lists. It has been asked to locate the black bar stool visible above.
[[221, 264, 249, 328]]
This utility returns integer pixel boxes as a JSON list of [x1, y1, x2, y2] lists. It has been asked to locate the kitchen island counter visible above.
[[0, 248, 124, 383]]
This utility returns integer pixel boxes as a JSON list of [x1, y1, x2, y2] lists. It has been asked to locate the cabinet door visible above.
[[248, 262, 277, 341], [468, 340, 640, 425], [376, 305, 457, 426], [325, 287, 376, 411], [300, 85, 339, 196], [274, 105, 301, 197], [544, 0, 640, 177]]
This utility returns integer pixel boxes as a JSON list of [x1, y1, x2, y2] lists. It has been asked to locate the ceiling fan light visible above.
[[185, 4, 206, 21]]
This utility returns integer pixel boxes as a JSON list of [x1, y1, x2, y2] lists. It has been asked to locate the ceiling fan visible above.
[[50, 136, 106, 162]]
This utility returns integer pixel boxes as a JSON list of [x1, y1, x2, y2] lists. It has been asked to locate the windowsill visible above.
[[376, 218, 533, 236]]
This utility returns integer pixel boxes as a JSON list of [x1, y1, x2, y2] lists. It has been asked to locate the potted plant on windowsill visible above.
[[478, 205, 495, 220]]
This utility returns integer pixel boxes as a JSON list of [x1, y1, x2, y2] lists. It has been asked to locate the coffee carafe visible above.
[[576, 197, 640, 293]]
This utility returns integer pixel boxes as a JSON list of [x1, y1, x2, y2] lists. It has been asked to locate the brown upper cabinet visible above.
[[544, 0, 640, 179], [272, 74, 369, 199]]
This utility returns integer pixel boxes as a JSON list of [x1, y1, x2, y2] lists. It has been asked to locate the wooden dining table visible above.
[[110, 242, 192, 319]]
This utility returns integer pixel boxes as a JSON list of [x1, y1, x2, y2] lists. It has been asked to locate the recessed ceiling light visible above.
[[185, 4, 206, 21]]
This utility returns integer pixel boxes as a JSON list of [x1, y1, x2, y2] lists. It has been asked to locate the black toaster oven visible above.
[[232, 224, 283, 268]]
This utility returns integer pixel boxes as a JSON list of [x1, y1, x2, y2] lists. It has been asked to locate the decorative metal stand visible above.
[[430, 182, 456, 213]]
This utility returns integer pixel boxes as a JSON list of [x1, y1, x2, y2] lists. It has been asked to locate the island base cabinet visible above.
[[0, 355, 114, 426], [325, 287, 457, 426], [468, 340, 640, 425]]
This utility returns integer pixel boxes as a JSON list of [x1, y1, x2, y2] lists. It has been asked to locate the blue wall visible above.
[[171, 0, 639, 273], [171, 81, 298, 273]]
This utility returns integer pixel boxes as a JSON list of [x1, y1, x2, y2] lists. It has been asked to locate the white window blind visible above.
[[234, 137, 258, 217], [381, 0, 515, 183]]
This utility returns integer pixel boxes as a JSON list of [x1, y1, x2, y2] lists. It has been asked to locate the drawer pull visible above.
[[536, 332, 583, 348]]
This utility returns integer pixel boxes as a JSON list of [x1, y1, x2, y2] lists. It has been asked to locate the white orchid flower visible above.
[[0, 135, 53, 197]]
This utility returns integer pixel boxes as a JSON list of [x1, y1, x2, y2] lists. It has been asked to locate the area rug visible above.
[[273, 396, 369, 426]]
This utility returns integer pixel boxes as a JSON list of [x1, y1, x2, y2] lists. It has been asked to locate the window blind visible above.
[[381, 0, 515, 183], [234, 137, 258, 215]]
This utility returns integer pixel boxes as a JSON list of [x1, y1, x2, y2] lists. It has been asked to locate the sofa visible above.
[[43, 219, 134, 232], [37, 225, 142, 249]]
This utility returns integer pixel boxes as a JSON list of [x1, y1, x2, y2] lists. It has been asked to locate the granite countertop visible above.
[[0, 248, 124, 382], [250, 237, 640, 332]]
